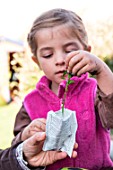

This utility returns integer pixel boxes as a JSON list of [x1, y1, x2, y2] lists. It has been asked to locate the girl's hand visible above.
[[65, 50, 103, 76], [21, 118, 46, 141], [66, 50, 113, 95]]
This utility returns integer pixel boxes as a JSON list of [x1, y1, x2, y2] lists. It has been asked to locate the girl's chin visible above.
[[52, 74, 65, 84], [54, 79, 63, 85], [56, 73, 64, 80], [57, 76, 64, 82]]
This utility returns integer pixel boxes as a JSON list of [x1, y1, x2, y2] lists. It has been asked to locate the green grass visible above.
[[0, 102, 21, 149]]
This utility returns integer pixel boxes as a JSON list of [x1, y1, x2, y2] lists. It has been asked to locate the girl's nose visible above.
[[55, 54, 65, 66]]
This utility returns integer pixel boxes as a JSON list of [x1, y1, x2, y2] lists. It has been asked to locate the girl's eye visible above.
[[42, 54, 52, 58], [66, 48, 79, 53], [66, 50, 75, 53], [66, 51, 72, 53]]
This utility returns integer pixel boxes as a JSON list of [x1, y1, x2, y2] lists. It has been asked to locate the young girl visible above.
[[12, 8, 113, 170]]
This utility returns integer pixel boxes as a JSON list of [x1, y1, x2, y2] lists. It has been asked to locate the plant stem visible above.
[[61, 72, 74, 114]]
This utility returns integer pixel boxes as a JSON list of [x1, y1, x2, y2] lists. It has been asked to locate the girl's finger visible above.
[[71, 59, 87, 75], [76, 64, 90, 76], [65, 51, 81, 69]]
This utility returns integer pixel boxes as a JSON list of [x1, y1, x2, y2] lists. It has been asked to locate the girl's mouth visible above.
[[55, 70, 66, 75]]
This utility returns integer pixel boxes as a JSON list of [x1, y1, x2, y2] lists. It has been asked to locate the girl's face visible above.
[[34, 25, 84, 93]]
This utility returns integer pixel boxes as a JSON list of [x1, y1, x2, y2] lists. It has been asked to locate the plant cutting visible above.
[[61, 71, 74, 114]]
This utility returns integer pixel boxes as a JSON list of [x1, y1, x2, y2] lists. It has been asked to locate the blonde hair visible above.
[[27, 8, 88, 56]]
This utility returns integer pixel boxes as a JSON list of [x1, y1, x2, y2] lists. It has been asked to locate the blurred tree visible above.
[[16, 50, 43, 100], [104, 55, 113, 72], [9, 52, 23, 101]]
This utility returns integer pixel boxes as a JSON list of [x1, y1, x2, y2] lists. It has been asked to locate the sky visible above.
[[0, 0, 113, 40]]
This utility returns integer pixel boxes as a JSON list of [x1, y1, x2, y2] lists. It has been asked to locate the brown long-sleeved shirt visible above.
[[0, 143, 23, 170]]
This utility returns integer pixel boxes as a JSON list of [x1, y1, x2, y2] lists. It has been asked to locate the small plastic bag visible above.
[[43, 108, 78, 157]]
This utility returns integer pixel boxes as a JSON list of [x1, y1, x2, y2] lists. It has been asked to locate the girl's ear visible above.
[[31, 56, 42, 69], [31, 56, 39, 64]]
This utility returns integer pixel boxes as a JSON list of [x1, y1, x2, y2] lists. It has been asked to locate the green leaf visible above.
[[63, 70, 68, 76], [62, 71, 67, 79], [68, 73, 72, 79], [68, 80, 74, 84]]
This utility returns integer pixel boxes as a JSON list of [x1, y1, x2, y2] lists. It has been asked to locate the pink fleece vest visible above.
[[24, 74, 113, 170]]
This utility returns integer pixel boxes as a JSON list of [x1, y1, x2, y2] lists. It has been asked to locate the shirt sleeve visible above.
[[95, 87, 113, 129], [12, 104, 31, 145], [16, 143, 46, 170], [0, 143, 23, 170]]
